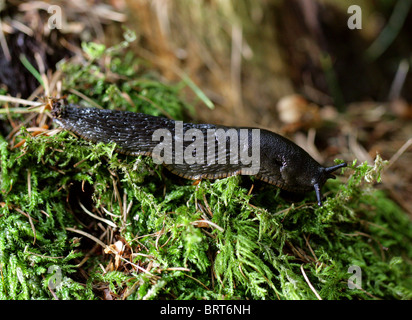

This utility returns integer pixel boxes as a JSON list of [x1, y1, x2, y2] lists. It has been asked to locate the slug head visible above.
[[313, 162, 347, 206], [51, 101, 64, 119]]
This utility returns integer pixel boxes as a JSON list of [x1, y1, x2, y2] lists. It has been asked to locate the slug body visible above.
[[52, 102, 346, 206]]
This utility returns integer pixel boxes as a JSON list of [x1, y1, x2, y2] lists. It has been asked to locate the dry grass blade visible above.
[[0, 95, 43, 107], [0, 17, 11, 61], [300, 264, 322, 300], [136, 93, 174, 119], [349, 131, 373, 163], [191, 219, 224, 232], [68, 88, 103, 109], [78, 201, 118, 228], [387, 138, 412, 169], [183, 273, 210, 291], [110, 175, 123, 215], [346, 279, 381, 300], [101, 206, 122, 219], [14, 207, 37, 245], [66, 227, 150, 274], [303, 234, 318, 262]]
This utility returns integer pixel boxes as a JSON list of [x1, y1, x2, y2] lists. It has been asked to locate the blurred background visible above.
[[1, 0, 412, 212]]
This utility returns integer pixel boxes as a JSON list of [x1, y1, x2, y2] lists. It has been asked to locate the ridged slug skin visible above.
[[51, 102, 347, 206]]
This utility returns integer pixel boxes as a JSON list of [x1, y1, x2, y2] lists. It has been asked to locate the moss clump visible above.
[[1, 36, 411, 300]]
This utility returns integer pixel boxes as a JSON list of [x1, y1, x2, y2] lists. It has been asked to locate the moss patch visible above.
[[1, 37, 411, 300]]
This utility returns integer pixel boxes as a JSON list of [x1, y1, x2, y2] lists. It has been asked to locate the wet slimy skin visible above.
[[52, 102, 347, 206]]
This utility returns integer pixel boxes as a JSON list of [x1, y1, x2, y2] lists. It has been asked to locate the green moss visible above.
[[1, 34, 411, 300]]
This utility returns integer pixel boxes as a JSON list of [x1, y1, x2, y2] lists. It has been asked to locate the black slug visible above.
[[51, 102, 347, 206]]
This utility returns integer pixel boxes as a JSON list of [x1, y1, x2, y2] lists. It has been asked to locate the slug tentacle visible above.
[[51, 102, 347, 206], [314, 183, 322, 207], [325, 163, 347, 174], [312, 162, 347, 206]]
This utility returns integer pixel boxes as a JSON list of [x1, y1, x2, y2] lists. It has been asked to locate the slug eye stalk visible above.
[[325, 163, 347, 174]]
